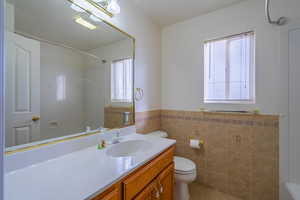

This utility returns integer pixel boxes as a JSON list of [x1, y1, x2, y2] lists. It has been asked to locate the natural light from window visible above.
[[56, 75, 66, 101], [111, 58, 133, 103], [204, 31, 255, 103]]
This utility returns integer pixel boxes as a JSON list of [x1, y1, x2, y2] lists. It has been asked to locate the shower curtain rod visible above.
[[265, 0, 287, 25]]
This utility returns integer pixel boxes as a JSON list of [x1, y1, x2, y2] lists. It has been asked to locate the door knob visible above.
[[32, 116, 40, 122]]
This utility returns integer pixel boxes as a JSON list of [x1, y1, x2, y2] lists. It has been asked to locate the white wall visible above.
[[82, 55, 105, 129], [161, 0, 300, 198], [89, 39, 133, 108], [40, 40, 132, 138], [40, 42, 112, 139], [105, 2, 162, 112], [40, 42, 86, 140]]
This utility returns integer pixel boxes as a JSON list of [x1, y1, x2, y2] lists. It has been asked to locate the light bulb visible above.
[[70, 3, 85, 12], [89, 5, 109, 20], [92, 0, 105, 2], [107, 0, 120, 14]]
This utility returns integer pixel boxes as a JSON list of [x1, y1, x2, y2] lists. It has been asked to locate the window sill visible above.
[[111, 100, 133, 103], [204, 100, 255, 104]]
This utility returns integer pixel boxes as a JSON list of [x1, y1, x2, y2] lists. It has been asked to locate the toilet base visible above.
[[174, 181, 190, 200]]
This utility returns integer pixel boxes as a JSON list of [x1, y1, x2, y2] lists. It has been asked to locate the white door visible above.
[[289, 28, 300, 183], [5, 33, 40, 147]]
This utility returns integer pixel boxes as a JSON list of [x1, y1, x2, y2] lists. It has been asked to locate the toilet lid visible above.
[[174, 156, 196, 173]]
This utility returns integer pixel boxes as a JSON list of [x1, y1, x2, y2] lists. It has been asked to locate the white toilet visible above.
[[147, 131, 197, 200], [174, 156, 197, 200]]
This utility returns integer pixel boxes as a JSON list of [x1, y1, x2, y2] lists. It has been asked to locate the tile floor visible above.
[[190, 183, 242, 200]]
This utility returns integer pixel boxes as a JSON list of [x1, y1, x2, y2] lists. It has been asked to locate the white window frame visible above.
[[203, 31, 256, 104], [111, 57, 133, 103]]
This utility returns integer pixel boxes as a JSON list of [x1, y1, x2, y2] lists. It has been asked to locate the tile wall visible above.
[[136, 109, 279, 200], [104, 106, 134, 128], [135, 110, 161, 133]]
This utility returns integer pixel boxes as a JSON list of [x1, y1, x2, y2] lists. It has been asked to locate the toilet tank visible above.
[[285, 182, 300, 200], [146, 131, 168, 138]]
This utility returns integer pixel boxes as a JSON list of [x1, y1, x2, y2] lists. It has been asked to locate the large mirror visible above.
[[4, 0, 135, 148]]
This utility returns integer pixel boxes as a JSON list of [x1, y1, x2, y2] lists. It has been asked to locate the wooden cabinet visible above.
[[123, 147, 174, 200], [92, 185, 120, 200], [91, 146, 175, 200], [133, 180, 159, 200], [133, 163, 174, 200], [99, 189, 119, 200], [157, 163, 174, 200]]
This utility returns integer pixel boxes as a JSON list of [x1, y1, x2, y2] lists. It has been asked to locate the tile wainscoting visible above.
[[161, 110, 279, 200], [135, 110, 161, 133], [104, 106, 134, 128], [136, 109, 279, 200]]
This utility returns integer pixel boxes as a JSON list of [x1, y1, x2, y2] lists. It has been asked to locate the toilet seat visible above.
[[174, 156, 196, 175]]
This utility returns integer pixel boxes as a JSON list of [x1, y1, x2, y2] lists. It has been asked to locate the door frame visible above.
[[0, 0, 5, 199], [280, 20, 300, 186]]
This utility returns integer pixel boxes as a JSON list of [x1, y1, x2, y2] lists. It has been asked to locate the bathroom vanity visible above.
[[91, 146, 174, 200], [4, 131, 176, 200]]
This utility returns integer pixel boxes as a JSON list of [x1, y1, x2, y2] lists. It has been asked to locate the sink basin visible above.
[[106, 140, 152, 157]]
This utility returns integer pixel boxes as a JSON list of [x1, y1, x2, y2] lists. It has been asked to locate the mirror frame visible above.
[[5, 0, 136, 154]]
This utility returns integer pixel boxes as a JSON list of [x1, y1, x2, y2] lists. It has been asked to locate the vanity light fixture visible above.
[[69, 0, 119, 20], [91, 0, 120, 14], [107, 0, 120, 14], [92, 0, 109, 7], [72, 0, 91, 11], [89, 14, 102, 22], [75, 17, 97, 30], [70, 3, 85, 12]]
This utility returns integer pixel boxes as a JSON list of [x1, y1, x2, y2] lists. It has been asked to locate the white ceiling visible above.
[[131, 0, 246, 27], [10, 0, 128, 51]]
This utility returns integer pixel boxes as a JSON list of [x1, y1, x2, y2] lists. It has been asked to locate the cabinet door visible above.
[[123, 147, 174, 200], [101, 190, 119, 200], [92, 187, 120, 200], [134, 180, 160, 200], [157, 163, 174, 200]]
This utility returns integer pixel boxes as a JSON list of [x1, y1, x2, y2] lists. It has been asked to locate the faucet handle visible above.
[[116, 129, 121, 137]]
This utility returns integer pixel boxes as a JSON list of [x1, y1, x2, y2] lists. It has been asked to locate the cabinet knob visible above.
[[158, 181, 164, 193], [154, 185, 160, 199]]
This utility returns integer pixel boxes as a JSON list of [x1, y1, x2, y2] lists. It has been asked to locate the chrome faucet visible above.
[[111, 129, 121, 144]]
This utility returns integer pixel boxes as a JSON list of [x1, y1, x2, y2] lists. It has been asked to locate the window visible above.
[[56, 75, 66, 101], [204, 32, 255, 103], [111, 58, 133, 102]]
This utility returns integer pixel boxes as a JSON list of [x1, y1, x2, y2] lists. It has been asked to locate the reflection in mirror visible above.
[[4, 0, 135, 148]]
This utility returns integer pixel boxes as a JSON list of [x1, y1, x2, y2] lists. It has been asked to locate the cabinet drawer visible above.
[[123, 146, 174, 200]]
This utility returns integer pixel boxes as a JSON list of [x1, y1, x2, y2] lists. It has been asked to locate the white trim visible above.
[[279, 21, 300, 188], [111, 99, 133, 103], [0, 0, 5, 198], [204, 99, 255, 104]]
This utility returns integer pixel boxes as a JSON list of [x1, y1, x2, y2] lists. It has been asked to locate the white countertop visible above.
[[4, 133, 176, 200]]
